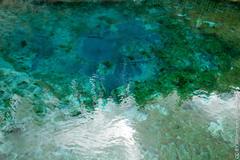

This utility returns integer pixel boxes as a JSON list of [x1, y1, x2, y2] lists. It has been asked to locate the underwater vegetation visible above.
[[0, 0, 240, 120]]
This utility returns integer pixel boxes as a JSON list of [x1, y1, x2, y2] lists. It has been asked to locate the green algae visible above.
[[0, 0, 240, 111]]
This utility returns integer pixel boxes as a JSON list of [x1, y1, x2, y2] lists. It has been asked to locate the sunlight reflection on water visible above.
[[0, 92, 237, 160]]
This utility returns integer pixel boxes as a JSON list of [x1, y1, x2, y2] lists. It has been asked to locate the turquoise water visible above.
[[0, 0, 239, 159]]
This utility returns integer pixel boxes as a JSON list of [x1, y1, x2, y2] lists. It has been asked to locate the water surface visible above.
[[0, 0, 240, 159]]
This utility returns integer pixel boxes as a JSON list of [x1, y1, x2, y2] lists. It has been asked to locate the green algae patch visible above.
[[0, 0, 240, 109]]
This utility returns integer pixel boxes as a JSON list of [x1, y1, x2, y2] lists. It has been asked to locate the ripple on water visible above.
[[0, 93, 237, 160]]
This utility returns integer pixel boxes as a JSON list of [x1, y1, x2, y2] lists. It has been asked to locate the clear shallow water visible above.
[[0, 1, 240, 159]]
